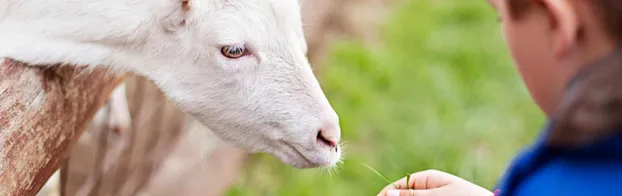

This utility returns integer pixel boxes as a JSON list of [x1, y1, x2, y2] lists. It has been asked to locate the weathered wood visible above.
[[62, 74, 191, 196], [0, 58, 123, 196]]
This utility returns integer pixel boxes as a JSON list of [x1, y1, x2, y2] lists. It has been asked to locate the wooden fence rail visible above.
[[0, 58, 123, 196]]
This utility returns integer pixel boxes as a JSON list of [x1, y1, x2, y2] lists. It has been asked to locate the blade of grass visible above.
[[361, 163, 399, 188], [405, 173, 411, 189]]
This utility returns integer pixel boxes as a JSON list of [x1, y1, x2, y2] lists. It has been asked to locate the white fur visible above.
[[0, 0, 341, 168]]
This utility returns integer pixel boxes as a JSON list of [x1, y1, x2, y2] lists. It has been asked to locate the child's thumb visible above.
[[386, 189, 435, 196]]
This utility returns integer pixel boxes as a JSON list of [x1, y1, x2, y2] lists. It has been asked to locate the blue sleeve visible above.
[[513, 155, 622, 196], [496, 131, 622, 196]]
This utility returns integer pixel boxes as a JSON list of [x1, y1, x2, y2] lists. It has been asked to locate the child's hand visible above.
[[376, 170, 494, 196]]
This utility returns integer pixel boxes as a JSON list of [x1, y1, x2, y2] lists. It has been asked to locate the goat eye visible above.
[[221, 45, 246, 59]]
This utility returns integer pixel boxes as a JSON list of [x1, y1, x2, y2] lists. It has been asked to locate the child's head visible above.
[[488, 0, 621, 116]]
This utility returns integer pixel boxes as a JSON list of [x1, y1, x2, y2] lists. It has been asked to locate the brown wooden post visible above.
[[0, 58, 123, 196]]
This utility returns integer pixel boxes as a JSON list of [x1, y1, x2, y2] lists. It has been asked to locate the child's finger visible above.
[[385, 189, 436, 196], [387, 189, 414, 196], [377, 176, 409, 195], [380, 170, 455, 191]]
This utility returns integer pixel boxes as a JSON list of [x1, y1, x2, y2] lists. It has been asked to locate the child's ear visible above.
[[540, 0, 580, 58]]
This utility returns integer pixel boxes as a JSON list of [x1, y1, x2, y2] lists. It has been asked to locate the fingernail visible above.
[[387, 190, 400, 196]]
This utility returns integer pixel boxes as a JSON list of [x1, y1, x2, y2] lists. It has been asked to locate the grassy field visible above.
[[227, 1, 545, 195]]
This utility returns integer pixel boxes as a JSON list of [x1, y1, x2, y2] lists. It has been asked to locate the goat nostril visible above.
[[317, 130, 337, 148]]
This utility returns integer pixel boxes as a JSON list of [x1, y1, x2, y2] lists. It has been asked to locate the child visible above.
[[378, 0, 622, 195]]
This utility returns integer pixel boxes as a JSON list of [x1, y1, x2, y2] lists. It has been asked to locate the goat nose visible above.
[[316, 119, 341, 148]]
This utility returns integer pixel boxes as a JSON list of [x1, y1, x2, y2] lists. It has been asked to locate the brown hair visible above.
[[548, 49, 622, 147], [508, 0, 622, 43], [507, 0, 622, 147]]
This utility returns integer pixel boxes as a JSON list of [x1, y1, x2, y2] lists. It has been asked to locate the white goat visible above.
[[0, 0, 342, 169]]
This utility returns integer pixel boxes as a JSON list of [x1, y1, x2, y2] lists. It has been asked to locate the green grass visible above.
[[361, 163, 399, 189], [227, 1, 545, 195]]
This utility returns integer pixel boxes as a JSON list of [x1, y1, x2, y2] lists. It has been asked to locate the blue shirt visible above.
[[495, 122, 622, 196]]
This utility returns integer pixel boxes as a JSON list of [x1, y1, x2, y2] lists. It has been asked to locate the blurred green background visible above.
[[228, 1, 545, 195]]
